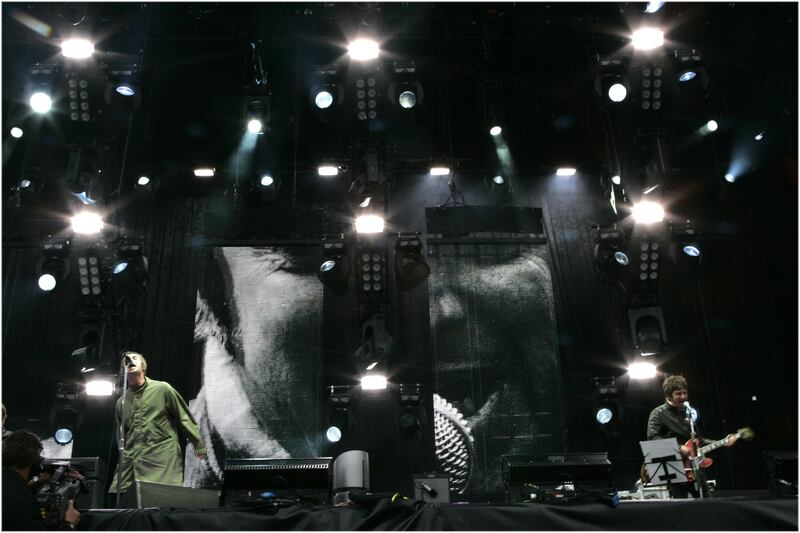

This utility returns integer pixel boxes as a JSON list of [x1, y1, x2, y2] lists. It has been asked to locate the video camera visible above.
[[35, 463, 88, 525]]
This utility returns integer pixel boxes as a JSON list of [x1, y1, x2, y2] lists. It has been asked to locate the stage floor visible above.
[[80, 494, 797, 530]]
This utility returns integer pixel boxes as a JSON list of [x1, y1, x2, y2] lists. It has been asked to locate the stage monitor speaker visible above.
[[119, 480, 220, 509], [413, 473, 450, 503], [502, 453, 613, 489]]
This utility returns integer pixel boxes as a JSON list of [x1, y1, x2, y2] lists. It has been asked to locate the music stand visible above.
[[640, 439, 688, 497]]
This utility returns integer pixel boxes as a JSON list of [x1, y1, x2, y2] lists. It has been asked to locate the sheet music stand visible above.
[[640, 439, 688, 497]]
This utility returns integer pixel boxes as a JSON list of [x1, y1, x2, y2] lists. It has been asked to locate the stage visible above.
[[80, 494, 797, 530]]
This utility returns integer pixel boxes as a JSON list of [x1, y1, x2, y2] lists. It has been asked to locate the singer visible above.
[[108, 352, 207, 501], [646, 375, 711, 457]]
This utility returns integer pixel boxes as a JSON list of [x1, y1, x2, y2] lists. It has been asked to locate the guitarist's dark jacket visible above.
[[646, 403, 713, 445]]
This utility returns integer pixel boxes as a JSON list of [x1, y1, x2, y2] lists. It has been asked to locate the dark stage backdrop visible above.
[[184, 246, 324, 488], [428, 242, 564, 494]]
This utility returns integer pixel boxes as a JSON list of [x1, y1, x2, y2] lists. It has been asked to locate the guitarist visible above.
[[646, 375, 737, 498]]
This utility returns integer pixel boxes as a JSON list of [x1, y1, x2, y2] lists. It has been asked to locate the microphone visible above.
[[419, 482, 438, 498], [684, 401, 691, 415]]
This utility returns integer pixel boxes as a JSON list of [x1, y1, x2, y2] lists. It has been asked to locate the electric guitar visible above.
[[684, 427, 754, 480]]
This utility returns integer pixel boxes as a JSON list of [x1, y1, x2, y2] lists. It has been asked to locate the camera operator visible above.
[[2, 430, 80, 530]]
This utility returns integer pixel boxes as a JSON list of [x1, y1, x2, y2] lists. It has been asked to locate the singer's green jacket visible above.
[[108, 377, 206, 493]]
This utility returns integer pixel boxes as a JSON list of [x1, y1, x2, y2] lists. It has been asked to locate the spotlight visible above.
[[596, 407, 614, 424], [644, 1, 664, 13], [628, 362, 657, 380], [492, 175, 505, 185], [315, 89, 334, 109], [724, 173, 735, 183], [355, 215, 384, 234], [259, 174, 273, 187], [389, 64, 424, 111], [673, 49, 709, 90], [398, 90, 417, 109], [327, 386, 353, 443], [10, 126, 23, 138], [317, 237, 350, 296], [395, 233, 430, 291], [682, 244, 701, 257], [678, 71, 696, 82], [137, 176, 150, 186], [61, 38, 94, 59], [593, 377, 622, 436], [134, 174, 159, 197], [611, 174, 622, 185], [607, 82, 628, 102], [628, 306, 667, 356], [754, 132, 764, 141], [29, 91, 52, 113], [489, 125, 502, 136], [71, 211, 104, 235], [556, 167, 577, 176], [361, 374, 387, 390], [36, 238, 71, 292], [318, 165, 339, 177], [593, 225, 629, 283], [255, 173, 277, 202], [50, 401, 81, 446], [487, 174, 512, 204], [247, 118, 263, 134], [631, 201, 664, 224], [115, 83, 135, 96], [348, 38, 380, 61], [632, 28, 664, 50], [398, 383, 423, 435], [110, 239, 149, 300], [429, 166, 450, 176], [706, 120, 718, 132]]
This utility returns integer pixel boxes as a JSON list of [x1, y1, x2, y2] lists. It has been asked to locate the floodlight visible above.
[[115, 83, 135, 96], [137, 176, 150, 186], [194, 168, 215, 177], [631, 201, 664, 224], [754, 132, 764, 141], [596, 407, 613, 424], [724, 173, 735, 183], [682, 244, 701, 257], [492, 175, 505, 185], [429, 166, 450, 176], [326, 426, 342, 443], [614, 251, 630, 265], [706, 120, 718, 132], [318, 165, 339, 177], [85, 379, 114, 396], [678, 71, 697, 82], [360, 374, 387, 390], [489, 125, 502, 136], [30, 92, 52, 113], [632, 28, 664, 50], [611, 174, 622, 185], [348, 39, 380, 61], [644, 1, 664, 13], [318, 238, 350, 296], [628, 362, 657, 380], [36, 238, 71, 292], [556, 167, 577, 176], [111, 239, 149, 300], [61, 38, 94, 59], [10, 127, 23, 138], [355, 215, 384, 234], [71, 211, 104, 235], [260, 175, 274, 187]]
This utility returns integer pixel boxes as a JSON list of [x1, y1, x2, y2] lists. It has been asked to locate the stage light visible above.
[[36, 238, 71, 292], [489, 125, 502, 136], [355, 215, 384, 234], [318, 238, 350, 296], [51, 401, 81, 445], [682, 244, 701, 257], [611, 174, 622, 185], [724, 173, 735, 183], [247, 118, 263, 134], [613, 251, 630, 265], [54, 428, 74, 445], [632, 28, 664, 50], [395, 234, 430, 291], [85, 379, 114, 396], [61, 38, 94, 59], [628, 362, 657, 380], [644, 1, 664, 13], [326, 426, 342, 443], [678, 70, 697, 82], [260, 174, 274, 187], [115, 83, 135, 96], [38, 274, 57, 291], [315, 89, 334, 109], [111, 239, 149, 300], [137, 176, 150, 186], [492, 175, 505, 185], [10, 126, 23, 138], [361, 374, 387, 390], [632, 201, 664, 224], [318, 165, 339, 177], [706, 119, 718, 132], [71, 211, 104, 235], [607, 83, 628, 102], [29, 91, 52, 113], [596, 407, 613, 424], [194, 168, 215, 177], [556, 167, 577, 176], [754, 132, 764, 141], [429, 166, 450, 176], [398, 90, 417, 109], [348, 38, 380, 61], [77, 254, 103, 297]]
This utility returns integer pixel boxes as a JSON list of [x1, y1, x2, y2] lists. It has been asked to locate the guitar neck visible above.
[[698, 437, 728, 456]]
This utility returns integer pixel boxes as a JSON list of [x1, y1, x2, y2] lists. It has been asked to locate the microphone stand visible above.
[[115, 364, 130, 508], [686, 404, 705, 499]]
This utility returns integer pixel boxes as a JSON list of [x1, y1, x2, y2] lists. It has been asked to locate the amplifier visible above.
[[502, 453, 612, 489], [119, 480, 221, 509], [222, 458, 332, 505]]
